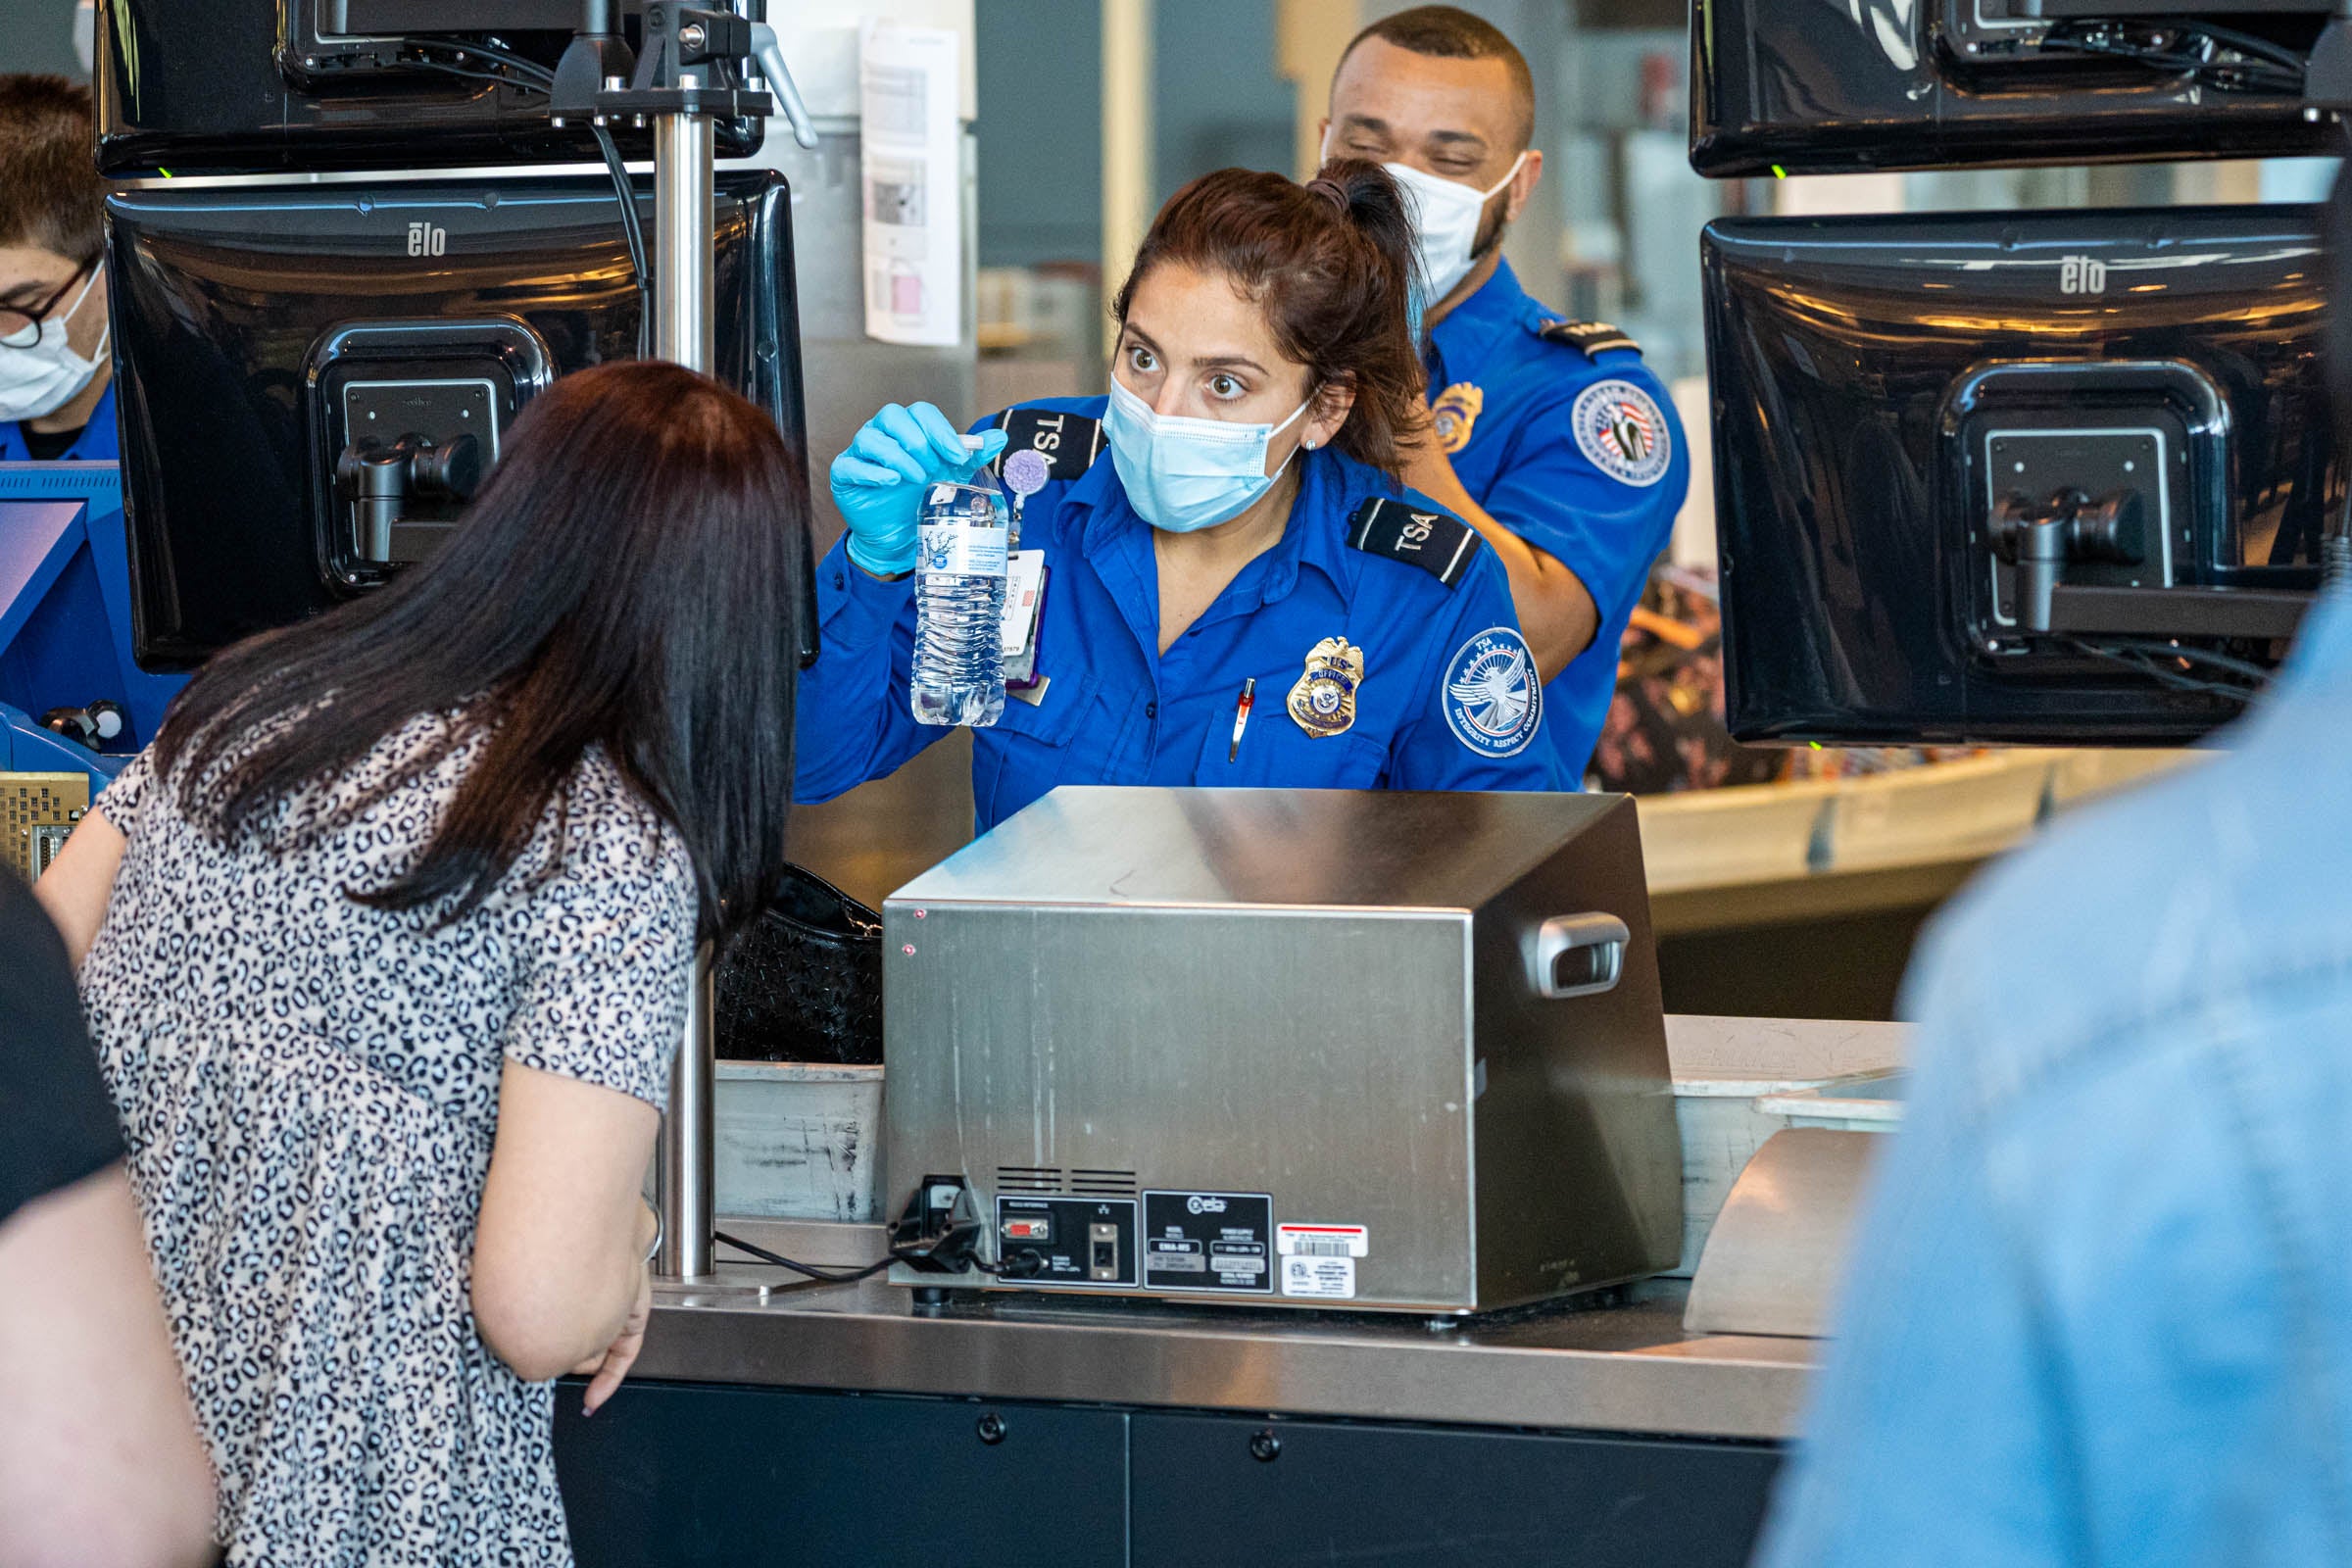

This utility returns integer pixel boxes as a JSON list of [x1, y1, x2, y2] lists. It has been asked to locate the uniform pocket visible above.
[[975, 671, 1098, 822], [1195, 707, 1389, 789]]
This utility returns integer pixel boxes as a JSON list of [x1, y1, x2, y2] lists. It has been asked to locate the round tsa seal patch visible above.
[[1570, 378, 1672, 488], [1444, 626, 1542, 759]]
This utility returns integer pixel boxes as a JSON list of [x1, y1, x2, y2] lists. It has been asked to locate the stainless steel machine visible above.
[[883, 786, 1683, 1315]]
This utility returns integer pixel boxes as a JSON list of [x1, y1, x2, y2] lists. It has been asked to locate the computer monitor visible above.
[[1690, 0, 2334, 176], [0, 464, 188, 787], [106, 171, 808, 667], [94, 0, 760, 177], [1702, 203, 2334, 745]]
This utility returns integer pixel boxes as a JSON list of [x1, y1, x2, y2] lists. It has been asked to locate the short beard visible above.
[[1467, 200, 1509, 272]]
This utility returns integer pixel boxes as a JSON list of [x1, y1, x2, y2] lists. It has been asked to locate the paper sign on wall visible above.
[[858, 22, 962, 347]]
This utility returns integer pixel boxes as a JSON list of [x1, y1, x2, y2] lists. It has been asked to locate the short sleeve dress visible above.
[[77, 711, 696, 1567]]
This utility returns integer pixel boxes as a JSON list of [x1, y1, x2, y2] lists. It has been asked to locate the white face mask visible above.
[[1381, 152, 1527, 307], [0, 268, 110, 425]]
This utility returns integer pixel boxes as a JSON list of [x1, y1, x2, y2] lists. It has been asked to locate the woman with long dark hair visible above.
[[34, 360, 806, 1565], [796, 160, 1562, 833]]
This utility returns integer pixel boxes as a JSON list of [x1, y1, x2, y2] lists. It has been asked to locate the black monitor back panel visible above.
[[1703, 204, 2334, 746], [1690, 0, 2332, 176], [106, 172, 807, 667], [95, 0, 760, 176]]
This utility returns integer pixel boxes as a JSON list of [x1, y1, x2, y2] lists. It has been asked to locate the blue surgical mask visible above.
[[1104, 375, 1312, 534]]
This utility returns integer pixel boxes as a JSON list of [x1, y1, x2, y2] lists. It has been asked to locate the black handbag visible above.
[[714, 865, 884, 1065]]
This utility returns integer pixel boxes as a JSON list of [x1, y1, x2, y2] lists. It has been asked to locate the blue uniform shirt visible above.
[[1756, 594, 2352, 1568], [1423, 261, 1688, 783], [795, 396, 1562, 834], [0, 379, 120, 464]]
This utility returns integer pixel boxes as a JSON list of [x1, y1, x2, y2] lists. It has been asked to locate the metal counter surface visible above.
[[639, 1225, 1818, 1443]]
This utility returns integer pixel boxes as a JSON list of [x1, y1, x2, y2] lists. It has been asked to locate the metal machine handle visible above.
[[1525, 913, 1630, 1000], [748, 23, 823, 149]]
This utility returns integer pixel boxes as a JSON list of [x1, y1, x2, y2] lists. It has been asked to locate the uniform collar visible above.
[[0, 378, 118, 462], [1427, 258, 1531, 378], [1070, 439, 1368, 611]]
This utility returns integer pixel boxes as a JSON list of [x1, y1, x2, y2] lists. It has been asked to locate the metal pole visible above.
[[652, 98, 714, 373], [651, 90, 717, 1283], [656, 942, 716, 1279]]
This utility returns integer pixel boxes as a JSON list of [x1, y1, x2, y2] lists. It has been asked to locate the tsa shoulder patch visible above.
[[992, 406, 1103, 483], [1443, 626, 1542, 760], [1347, 497, 1482, 587], [1569, 378, 1673, 489], [1536, 318, 1641, 358]]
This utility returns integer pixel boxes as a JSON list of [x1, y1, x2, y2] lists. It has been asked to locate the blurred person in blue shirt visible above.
[[1321, 8, 1690, 783], [1754, 170, 2352, 1568], [0, 76, 118, 466], [796, 163, 1560, 835]]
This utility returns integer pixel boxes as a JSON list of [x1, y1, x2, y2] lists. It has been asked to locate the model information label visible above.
[[1282, 1255, 1356, 1298], [1276, 1223, 1368, 1258], [1143, 1191, 1274, 1295]]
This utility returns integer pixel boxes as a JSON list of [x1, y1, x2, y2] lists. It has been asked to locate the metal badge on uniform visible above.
[[1287, 636, 1363, 739], [1570, 379, 1672, 488], [1432, 381, 1484, 456], [1444, 626, 1542, 759]]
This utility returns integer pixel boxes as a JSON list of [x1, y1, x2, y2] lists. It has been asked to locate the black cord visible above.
[[398, 33, 558, 87], [2063, 638, 2267, 703], [714, 1228, 902, 1284], [2036, 24, 2304, 93], [589, 122, 654, 358], [713, 1223, 1020, 1284]]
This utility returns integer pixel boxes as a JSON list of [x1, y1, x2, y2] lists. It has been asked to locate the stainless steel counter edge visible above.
[[638, 1269, 1818, 1443]]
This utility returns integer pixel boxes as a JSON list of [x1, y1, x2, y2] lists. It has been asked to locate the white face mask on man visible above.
[[0, 266, 110, 425], [1375, 153, 1526, 308]]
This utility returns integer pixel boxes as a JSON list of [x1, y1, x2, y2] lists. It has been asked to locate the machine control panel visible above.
[[996, 1198, 1137, 1288], [1142, 1191, 1275, 1295]]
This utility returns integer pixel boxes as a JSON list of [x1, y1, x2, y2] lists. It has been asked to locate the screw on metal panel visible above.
[[977, 1412, 1008, 1446], [1249, 1428, 1282, 1462]]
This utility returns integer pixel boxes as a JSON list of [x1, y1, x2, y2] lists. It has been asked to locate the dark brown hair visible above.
[[1340, 5, 1536, 150], [1113, 160, 1425, 479], [0, 75, 104, 262], [156, 362, 808, 945]]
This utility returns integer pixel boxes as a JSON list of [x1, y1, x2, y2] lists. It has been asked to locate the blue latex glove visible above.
[[830, 402, 1009, 576]]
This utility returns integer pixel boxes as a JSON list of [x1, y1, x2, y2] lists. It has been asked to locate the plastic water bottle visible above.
[[909, 437, 1008, 727]]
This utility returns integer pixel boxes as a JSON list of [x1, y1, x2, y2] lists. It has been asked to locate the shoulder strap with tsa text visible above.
[[1347, 496, 1483, 588], [991, 406, 1104, 483], [1536, 319, 1642, 358]]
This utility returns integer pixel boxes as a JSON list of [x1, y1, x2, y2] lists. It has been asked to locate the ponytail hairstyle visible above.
[[1111, 159, 1426, 480]]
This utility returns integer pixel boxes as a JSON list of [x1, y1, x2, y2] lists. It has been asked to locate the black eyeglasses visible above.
[[0, 262, 97, 350]]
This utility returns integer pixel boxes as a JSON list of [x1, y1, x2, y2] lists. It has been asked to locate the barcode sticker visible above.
[[1277, 1224, 1368, 1258]]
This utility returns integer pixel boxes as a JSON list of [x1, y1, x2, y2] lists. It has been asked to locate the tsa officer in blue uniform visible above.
[[795, 163, 1561, 834], [0, 76, 119, 465], [1323, 8, 1690, 783]]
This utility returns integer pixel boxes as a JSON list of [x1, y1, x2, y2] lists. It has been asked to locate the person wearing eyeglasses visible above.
[[0, 76, 116, 466]]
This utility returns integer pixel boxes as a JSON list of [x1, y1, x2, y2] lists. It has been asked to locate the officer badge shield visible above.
[[1432, 382, 1484, 455], [1288, 636, 1364, 738], [1444, 626, 1542, 759]]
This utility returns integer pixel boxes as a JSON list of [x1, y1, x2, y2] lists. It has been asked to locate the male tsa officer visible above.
[[1324, 8, 1690, 782], [0, 77, 117, 466]]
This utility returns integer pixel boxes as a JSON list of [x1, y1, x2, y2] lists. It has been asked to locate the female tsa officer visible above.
[[795, 161, 1562, 833]]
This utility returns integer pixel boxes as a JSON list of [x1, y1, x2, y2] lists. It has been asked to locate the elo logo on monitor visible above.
[[405, 221, 448, 258]]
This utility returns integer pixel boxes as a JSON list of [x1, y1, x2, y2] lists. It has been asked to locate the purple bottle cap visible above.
[[1002, 447, 1051, 498]]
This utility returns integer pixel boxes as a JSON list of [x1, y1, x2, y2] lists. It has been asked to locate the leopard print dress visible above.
[[79, 713, 695, 1566]]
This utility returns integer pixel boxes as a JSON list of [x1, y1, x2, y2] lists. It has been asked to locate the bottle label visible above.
[[918, 522, 1008, 578]]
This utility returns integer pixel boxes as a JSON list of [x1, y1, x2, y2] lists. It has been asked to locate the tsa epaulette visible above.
[[991, 406, 1103, 483], [1536, 318, 1641, 358], [1347, 496, 1482, 587]]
